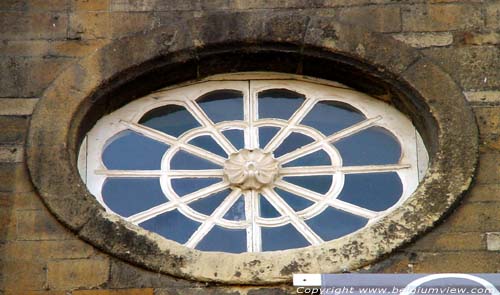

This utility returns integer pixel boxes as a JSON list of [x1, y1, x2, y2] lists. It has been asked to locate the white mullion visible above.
[[263, 97, 317, 153], [244, 81, 259, 149], [244, 190, 261, 252], [279, 164, 411, 176], [120, 121, 226, 166], [95, 170, 163, 177], [167, 169, 224, 178], [275, 180, 377, 219], [184, 189, 242, 248], [261, 187, 323, 246], [185, 100, 237, 154], [277, 116, 382, 164], [126, 181, 229, 224]]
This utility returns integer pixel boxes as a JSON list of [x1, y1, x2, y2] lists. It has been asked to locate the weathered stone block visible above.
[[439, 202, 500, 232], [0, 259, 47, 290], [0, 12, 68, 40], [463, 32, 500, 46], [75, 0, 111, 11], [0, 145, 24, 163], [73, 289, 154, 295], [486, 2, 500, 30], [0, 239, 94, 260], [336, 6, 401, 33], [474, 107, 500, 151], [476, 153, 500, 184], [0, 116, 29, 144], [410, 232, 485, 251], [464, 184, 500, 203], [402, 4, 483, 32], [0, 98, 38, 115], [0, 40, 50, 56], [49, 40, 109, 57], [27, 0, 70, 11], [0, 163, 33, 192], [465, 91, 500, 104], [486, 232, 500, 251], [69, 12, 110, 39], [48, 258, 110, 290], [392, 32, 453, 48], [16, 209, 74, 240]]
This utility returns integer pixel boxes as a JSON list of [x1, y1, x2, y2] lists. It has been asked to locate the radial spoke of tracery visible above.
[[279, 164, 411, 176], [95, 170, 163, 177], [120, 120, 227, 166], [126, 181, 230, 224], [277, 116, 383, 164], [184, 188, 242, 248], [167, 169, 224, 178], [244, 83, 259, 149], [184, 100, 238, 154], [244, 190, 261, 252], [274, 179, 378, 219], [263, 98, 318, 153], [261, 187, 323, 246]]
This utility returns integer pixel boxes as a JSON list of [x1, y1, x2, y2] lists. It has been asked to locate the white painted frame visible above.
[[78, 72, 428, 253]]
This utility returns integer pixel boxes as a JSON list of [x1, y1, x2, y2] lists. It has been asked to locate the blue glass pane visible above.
[[258, 126, 280, 149], [283, 176, 332, 195], [103, 130, 168, 170], [140, 209, 200, 244], [222, 129, 244, 150], [338, 173, 402, 211], [273, 132, 314, 158], [171, 178, 220, 196], [139, 105, 200, 137], [188, 135, 227, 157], [306, 207, 367, 241], [262, 224, 309, 251], [223, 196, 245, 221], [189, 189, 230, 215], [196, 226, 246, 253], [171, 150, 221, 170], [301, 101, 366, 136], [197, 90, 243, 123], [102, 178, 166, 217], [275, 188, 313, 212], [283, 150, 331, 167], [259, 194, 280, 218], [259, 89, 305, 120], [334, 126, 401, 166]]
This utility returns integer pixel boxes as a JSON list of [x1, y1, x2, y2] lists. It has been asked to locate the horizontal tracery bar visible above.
[[279, 164, 411, 176]]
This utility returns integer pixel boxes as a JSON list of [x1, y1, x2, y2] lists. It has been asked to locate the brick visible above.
[[465, 91, 500, 104], [410, 232, 484, 251], [16, 209, 74, 240], [474, 107, 500, 151], [0, 40, 50, 56], [463, 32, 500, 46], [402, 4, 483, 32], [0, 116, 29, 144], [0, 98, 38, 115], [0, 145, 24, 163], [476, 153, 500, 184], [439, 202, 500, 232], [48, 39, 109, 57], [465, 184, 500, 203], [422, 46, 500, 90], [392, 32, 453, 48], [0, 259, 47, 290], [0, 163, 33, 193], [69, 12, 110, 39], [0, 12, 68, 40], [0, 57, 71, 97], [73, 289, 154, 295], [47, 258, 109, 290], [0, 239, 94, 260], [75, 0, 110, 11], [487, 232, 500, 251], [336, 6, 401, 33], [486, 2, 500, 30]]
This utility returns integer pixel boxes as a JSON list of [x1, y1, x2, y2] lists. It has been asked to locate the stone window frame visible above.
[[27, 14, 478, 284]]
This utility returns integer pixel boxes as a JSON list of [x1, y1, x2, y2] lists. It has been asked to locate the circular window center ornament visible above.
[[224, 149, 280, 190]]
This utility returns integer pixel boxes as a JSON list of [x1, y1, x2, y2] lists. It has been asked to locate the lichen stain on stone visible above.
[[280, 261, 300, 276]]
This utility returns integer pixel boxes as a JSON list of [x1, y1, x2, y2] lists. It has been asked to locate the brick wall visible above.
[[0, 0, 499, 294]]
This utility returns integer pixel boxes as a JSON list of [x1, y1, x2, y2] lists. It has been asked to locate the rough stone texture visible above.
[[0, 1, 498, 294]]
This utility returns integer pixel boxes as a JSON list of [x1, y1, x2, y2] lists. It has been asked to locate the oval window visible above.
[[78, 73, 428, 253]]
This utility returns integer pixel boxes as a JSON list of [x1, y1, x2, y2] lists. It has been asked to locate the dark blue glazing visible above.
[[189, 189, 231, 216], [258, 89, 305, 120], [301, 101, 365, 136], [283, 176, 332, 195], [140, 209, 200, 244], [261, 223, 309, 251], [275, 188, 313, 212], [170, 150, 221, 170], [305, 207, 367, 241], [188, 135, 227, 157], [259, 194, 281, 218], [102, 178, 166, 217], [334, 126, 401, 166], [222, 129, 244, 151], [139, 104, 200, 137], [338, 172, 403, 211], [223, 196, 246, 221], [196, 226, 246, 253], [273, 132, 314, 158], [197, 90, 244, 123], [258, 126, 280, 149], [282, 150, 331, 167], [103, 130, 168, 170], [171, 178, 220, 196]]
